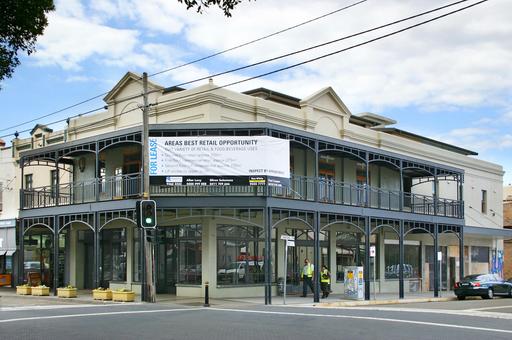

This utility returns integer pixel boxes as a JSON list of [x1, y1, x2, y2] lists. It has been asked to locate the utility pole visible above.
[[142, 72, 156, 303]]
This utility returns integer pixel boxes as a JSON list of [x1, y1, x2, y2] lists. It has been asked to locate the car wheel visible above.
[[483, 288, 493, 299], [456, 295, 466, 300], [508, 287, 512, 298]]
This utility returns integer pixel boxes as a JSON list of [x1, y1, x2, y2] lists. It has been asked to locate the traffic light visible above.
[[138, 200, 157, 229]]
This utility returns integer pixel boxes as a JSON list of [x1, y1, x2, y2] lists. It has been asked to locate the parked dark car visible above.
[[454, 274, 512, 300]]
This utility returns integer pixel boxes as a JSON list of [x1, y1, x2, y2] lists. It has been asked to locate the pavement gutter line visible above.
[[207, 308, 512, 334]]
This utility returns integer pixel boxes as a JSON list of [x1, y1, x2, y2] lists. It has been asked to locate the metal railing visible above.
[[21, 172, 463, 218], [22, 173, 142, 209]]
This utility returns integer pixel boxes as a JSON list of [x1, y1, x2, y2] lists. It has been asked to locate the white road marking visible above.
[[0, 303, 142, 312], [0, 307, 202, 323], [209, 308, 512, 334], [294, 305, 512, 320], [468, 305, 512, 311]]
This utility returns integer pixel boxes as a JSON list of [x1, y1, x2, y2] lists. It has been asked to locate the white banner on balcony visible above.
[[149, 136, 290, 179]]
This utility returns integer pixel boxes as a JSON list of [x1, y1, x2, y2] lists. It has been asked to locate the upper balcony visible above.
[[18, 125, 464, 219], [20, 172, 462, 218]]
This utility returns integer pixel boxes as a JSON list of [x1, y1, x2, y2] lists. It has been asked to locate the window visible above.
[[217, 225, 265, 286], [471, 246, 489, 263], [336, 231, 365, 282], [178, 224, 202, 284], [481, 190, 487, 214], [0, 182, 3, 211], [133, 229, 142, 282], [50, 170, 57, 197], [101, 228, 127, 284], [25, 174, 33, 190]]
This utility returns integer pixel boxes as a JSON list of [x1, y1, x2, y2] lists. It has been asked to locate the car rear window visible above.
[[463, 274, 486, 281]]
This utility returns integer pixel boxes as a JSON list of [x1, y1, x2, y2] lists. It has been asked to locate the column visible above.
[[399, 221, 404, 299], [53, 217, 59, 295], [313, 212, 320, 303], [264, 207, 272, 305], [364, 217, 371, 300], [434, 224, 439, 297], [459, 226, 464, 281]]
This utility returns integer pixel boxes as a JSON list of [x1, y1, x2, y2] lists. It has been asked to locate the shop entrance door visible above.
[[156, 227, 178, 294]]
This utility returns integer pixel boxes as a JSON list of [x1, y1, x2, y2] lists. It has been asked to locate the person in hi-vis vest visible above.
[[320, 265, 331, 298], [301, 258, 314, 297]]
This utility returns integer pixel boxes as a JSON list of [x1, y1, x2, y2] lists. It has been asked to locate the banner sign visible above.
[[149, 136, 290, 186]]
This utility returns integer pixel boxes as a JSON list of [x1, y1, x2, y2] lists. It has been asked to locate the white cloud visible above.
[[33, 14, 140, 70]]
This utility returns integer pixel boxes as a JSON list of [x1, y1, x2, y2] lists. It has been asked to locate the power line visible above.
[[148, 0, 368, 77], [67, 0, 487, 135], [170, 0, 472, 89], [0, 1, 366, 134], [0, 106, 106, 139]]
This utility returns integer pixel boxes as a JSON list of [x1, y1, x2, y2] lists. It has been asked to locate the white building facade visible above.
[[13, 72, 509, 301]]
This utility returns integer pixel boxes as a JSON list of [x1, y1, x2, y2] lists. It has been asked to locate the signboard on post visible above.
[[286, 240, 295, 247], [148, 136, 290, 187], [280, 235, 295, 241], [370, 245, 376, 257]]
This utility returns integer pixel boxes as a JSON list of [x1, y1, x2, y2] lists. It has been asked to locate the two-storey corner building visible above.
[[0, 139, 19, 286], [13, 71, 509, 301]]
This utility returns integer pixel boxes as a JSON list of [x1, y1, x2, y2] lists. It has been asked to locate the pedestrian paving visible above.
[[1, 286, 455, 310]]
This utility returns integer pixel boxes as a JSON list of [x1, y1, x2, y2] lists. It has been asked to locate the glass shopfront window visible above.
[[384, 240, 421, 279], [336, 231, 365, 282], [101, 228, 127, 285], [133, 229, 142, 282], [217, 225, 265, 286], [178, 224, 202, 284]]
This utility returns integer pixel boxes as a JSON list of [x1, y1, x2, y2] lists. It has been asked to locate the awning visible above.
[[0, 225, 16, 254], [4, 250, 15, 256], [464, 225, 512, 240]]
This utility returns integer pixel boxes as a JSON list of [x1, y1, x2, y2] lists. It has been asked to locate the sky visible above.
[[0, 0, 511, 184]]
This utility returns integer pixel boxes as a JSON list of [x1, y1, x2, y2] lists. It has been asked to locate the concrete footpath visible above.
[[0, 287, 455, 309]]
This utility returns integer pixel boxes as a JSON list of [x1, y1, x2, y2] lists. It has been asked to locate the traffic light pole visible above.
[[142, 72, 156, 303]]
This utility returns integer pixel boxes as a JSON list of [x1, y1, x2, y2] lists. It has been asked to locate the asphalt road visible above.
[[2, 299, 512, 340]]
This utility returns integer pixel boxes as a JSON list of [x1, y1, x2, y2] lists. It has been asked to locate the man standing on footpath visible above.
[[301, 258, 314, 297]]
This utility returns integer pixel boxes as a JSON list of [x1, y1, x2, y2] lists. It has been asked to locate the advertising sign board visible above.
[[149, 136, 290, 187]]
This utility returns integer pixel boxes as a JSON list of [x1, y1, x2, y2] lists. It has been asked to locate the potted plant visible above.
[[57, 285, 77, 298], [31, 285, 50, 296], [16, 283, 32, 295], [92, 287, 112, 300], [112, 288, 135, 302]]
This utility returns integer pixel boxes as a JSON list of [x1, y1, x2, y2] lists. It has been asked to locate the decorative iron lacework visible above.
[[368, 153, 401, 168], [404, 221, 435, 237], [318, 142, 366, 161], [271, 209, 315, 228], [438, 224, 462, 236], [98, 132, 142, 151], [57, 142, 96, 159], [402, 161, 435, 176], [370, 217, 400, 234], [320, 213, 365, 230], [99, 209, 136, 228], [59, 213, 95, 232], [153, 128, 266, 137], [270, 130, 316, 150], [23, 216, 55, 233]]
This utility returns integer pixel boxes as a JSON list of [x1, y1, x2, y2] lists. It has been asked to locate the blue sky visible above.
[[1, 0, 511, 184]]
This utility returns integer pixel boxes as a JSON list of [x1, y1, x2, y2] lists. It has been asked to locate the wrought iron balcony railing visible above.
[[21, 173, 462, 218]]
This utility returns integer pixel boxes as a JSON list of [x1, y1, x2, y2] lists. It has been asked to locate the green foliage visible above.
[[0, 0, 55, 85], [177, 0, 253, 17]]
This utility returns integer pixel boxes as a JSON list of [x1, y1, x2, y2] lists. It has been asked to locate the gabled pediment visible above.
[[103, 71, 164, 103], [30, 124, 53, 136], [299, 87, 351, 117]]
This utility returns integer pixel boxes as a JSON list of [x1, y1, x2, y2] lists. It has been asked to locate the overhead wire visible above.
[[0, 0, 367, 134], [65, 0, 488, 135], [30, 0, 476, 137]]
